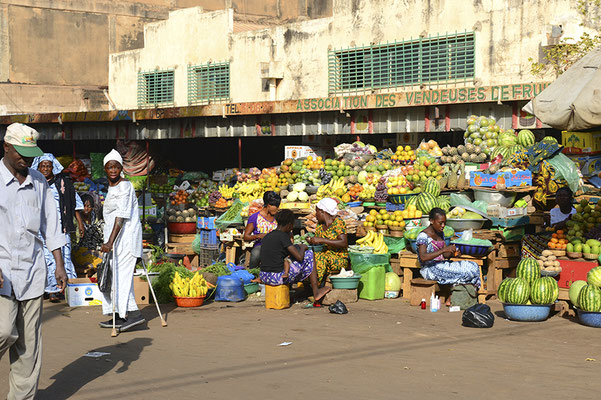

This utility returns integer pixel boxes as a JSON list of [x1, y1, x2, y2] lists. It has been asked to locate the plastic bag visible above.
[[462, 303, 494, 328], [548, 153, 582, 193], [191, 234, 202, 254], [462, 229, 474, 242], [450, 193, 473, 207], [383, 236, 405, 254], [451, 284, 478, 310], [349, 252, 392, 275], [97, 252, 112, 294], [328, 300, 348, 314]]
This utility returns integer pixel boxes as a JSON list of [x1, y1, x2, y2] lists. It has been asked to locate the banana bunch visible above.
[[233, 181, 265, 202], [316, 178, 346, 200], [355, 231, 388, 254], [169, 271, 208, 298], [219, 184, 236, 199]]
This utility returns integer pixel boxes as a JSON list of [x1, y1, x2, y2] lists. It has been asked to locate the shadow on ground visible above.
[[36, 337, 152, 400]]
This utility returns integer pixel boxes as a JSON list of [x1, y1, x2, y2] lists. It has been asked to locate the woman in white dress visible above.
[[98, 149, 144, 332]]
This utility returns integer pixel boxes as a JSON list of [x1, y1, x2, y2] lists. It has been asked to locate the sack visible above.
[[451, 284, 478, 310], [462, 303, 494, 328], [97, 252, 113, 294], [329, 300, 348, 314]]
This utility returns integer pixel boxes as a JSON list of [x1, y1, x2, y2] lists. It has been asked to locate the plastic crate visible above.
[[200, 229, 218, 247], [199, 247, 220, 266]]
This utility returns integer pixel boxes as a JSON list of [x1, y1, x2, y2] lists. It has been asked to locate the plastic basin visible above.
[[453, 243, 492, 256], [473, 189, 516, 207], [576, 308, 601, 328], [445, 219, 486, 232], [168, 222, 197, 234], [502, 303, 552, 321], [330, 274, 362, 289], [244, 282, 260, 295], [174, 296, 205, 307], [309, 244, 325, 252]]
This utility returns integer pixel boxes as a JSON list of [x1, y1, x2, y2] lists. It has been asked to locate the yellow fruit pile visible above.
[[170, 271, 208, 298], [316, 178, 346, 200], [356, 231, 388, 254], [233, 181, 265, 202], [303, 156, 324, 170], [218, 184, 236, 199]]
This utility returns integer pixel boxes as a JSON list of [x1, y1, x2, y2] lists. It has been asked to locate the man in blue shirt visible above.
[[0, 123, 68, 400]]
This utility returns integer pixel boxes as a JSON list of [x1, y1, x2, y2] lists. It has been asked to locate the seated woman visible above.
[[307, 198, 349, 283], [243, 191, 281, 268], [417, 208, 480, 304], [259, 210, 330, 303], [549, 187, 576, 230]]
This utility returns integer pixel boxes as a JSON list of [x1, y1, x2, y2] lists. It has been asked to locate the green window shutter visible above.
[[137, 70, 174, 108], [328, 32, 475, 94], [188, 62, 230, 105]]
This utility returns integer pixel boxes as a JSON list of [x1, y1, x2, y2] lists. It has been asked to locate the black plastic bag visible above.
[[329, 300, 348, 314], [462, 303, 494, 328], [97, 251, 112, 294]]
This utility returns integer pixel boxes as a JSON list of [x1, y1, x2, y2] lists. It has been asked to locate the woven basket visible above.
[[174, 296, 205, 307]]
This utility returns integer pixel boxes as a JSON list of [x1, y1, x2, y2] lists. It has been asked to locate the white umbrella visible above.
[[523, 46, 601, 131]]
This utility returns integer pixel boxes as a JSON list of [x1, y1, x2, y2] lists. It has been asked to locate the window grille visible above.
[[137, 70, 175, 108], [188, 62, 230, 105]]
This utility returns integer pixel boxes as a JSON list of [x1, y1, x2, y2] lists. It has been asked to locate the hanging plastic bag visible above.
[[328, 300, 348, 314], [349, 252, 392, 275], [548, 153, 583, 193], [383, 236, 405, 254], [97, 252, 112, 294], [191, 234, 202, 254], [461, 229, 474, 242], [462, 303, 494, 328]]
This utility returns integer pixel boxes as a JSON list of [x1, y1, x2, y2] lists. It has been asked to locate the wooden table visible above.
[[397, 251, 488, 303], [223, 235, 253, 266]]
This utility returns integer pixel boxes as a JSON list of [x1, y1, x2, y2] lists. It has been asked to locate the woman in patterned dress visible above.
[[243, 191, 281, 268], [307, 198, 349, 282], [417, 208, 480, 304]]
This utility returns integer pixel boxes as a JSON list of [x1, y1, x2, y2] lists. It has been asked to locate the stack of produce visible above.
[[374, 178, 388, 203], [569, 267, 601, 311], [354, 230, 388, 254], [546, 230, 568, 251], [283, 182, 310, 203], [170, 190, 190, 206], [334, 141, 377, 158], [391, 145, 416, 165], [362, 209, 409, 230], [537, 250, 562, 274], [417, 140, 443, 157], [149, 182, 172, 194], [315, 178, 347, 201], [497, 257, 559, 305], [166, 207, 197, 223], [441, 144, 487, 164], [170, 271, 209, 298]]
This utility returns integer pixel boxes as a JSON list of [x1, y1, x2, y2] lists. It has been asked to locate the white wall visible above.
[[109, 0, 593, 109]]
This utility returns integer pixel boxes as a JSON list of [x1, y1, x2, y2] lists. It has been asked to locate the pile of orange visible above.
[[548, 230, 567, 249], [213, 197, 229, 208], [170, 190, 189, 206]]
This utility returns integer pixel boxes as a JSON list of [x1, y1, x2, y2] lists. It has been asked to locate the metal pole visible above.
[[238, 138, 242, 170]]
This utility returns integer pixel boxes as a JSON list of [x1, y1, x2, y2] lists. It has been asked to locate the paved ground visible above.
[[1, 296, 600, 400]]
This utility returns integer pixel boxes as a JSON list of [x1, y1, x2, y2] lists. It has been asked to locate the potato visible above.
[[547, 255, 556, 261], [542, 250, 553, 257], [537, 259, 544, 267], [544, 260, 555, 267], [554, 260, 561, 268]]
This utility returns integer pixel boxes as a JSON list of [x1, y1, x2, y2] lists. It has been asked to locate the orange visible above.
[[556, 230, 564, 235], [548, 242, 555, 249], [550, 238, 559, 243], [551, 233, 558, 239]]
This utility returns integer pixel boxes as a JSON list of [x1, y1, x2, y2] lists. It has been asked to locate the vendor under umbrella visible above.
[[32, 153, 84, 302]]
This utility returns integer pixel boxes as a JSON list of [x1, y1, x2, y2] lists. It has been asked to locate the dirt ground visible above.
[[1, 296, 600, 400]]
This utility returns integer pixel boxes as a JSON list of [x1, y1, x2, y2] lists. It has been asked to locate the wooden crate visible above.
[[168, 233, 196, 244], [497, 242, 521, 258]]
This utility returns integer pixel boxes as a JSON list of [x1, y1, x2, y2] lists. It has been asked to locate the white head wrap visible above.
[[103, 149, 123, 166], [316, 198, 338, 216]]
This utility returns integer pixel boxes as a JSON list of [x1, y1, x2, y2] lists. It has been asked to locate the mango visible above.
[[567, 243, 574, 252], [593, 246, 601, 255], [586, 239, 601, 248], [575, 243, 583, 252], [583, 244, 591, 254]]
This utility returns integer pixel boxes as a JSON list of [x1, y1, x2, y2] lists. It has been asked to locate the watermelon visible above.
[[587, 266, 601, 288], [436, 197, 451, 212], [541, 136, 558, 144], [497, 133, 517, 147], [517, 130, 535, 147], [509, 144, 525, 154], [530, 277, 558, 304], [516, 257, 540, 285], [569, 280, 587, 308], [497, 278, 514, 303], [505, 277, 530, 304], [416, 192, 437, 214], [405, 194, 418, 208], [577, 284, 601, 312], [423, 177, 441, 197]]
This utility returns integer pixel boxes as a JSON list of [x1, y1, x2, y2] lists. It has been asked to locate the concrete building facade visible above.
[[109, 0, 592, 110], [0, 0, 329, 115]]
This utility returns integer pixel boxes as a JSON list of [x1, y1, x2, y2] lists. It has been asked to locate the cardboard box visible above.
[[133, 276, 149, 305], [469, 170, 532, 188], [568, 154, 601, 177], [284, 145, 317, 160], [66, 278, 103, 307], [562, 131, 601, 154]]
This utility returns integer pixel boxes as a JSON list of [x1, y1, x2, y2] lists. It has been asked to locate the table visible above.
[[396, 251, 488, 303]]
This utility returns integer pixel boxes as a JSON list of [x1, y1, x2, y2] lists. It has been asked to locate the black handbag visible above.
[[97, 251, 113, 294]]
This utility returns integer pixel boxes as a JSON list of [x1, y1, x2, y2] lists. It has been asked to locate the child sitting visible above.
[[259, 209, 331, 303]]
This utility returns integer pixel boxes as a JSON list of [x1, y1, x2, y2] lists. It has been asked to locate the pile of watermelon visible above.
[[498, 257, 559, 305], [568, 266, 601, 312]]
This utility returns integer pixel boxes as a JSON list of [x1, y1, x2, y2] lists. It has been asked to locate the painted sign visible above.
[[0, 82, 549, 125]]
